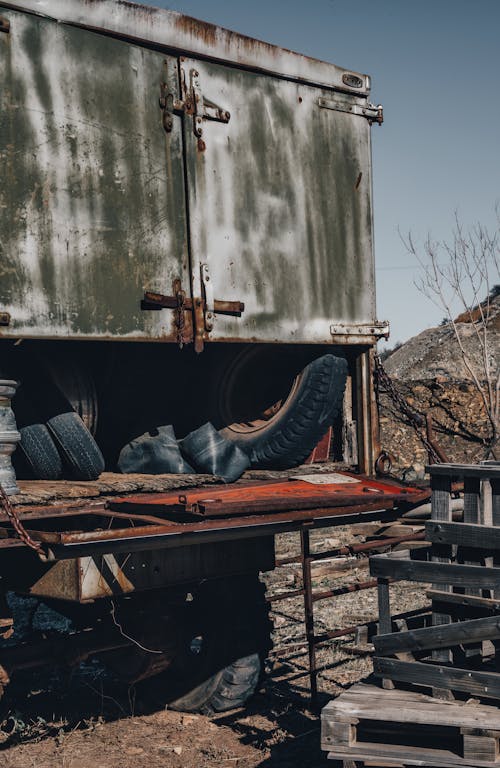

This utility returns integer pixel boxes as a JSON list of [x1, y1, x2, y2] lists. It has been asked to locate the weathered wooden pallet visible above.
[[322, 683, 500, 767], [369, 464, 500, 700]]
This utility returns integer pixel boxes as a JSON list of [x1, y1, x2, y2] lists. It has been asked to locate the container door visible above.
[[181, 58, 377, 349], [0, 8, 189, 341]]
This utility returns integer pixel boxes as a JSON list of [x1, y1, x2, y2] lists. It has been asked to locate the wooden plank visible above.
[[462, 734, 498, 763], [376, 576, 395, 689], [373, 657, 500, 700], [492, 480, 500, 606], [327, 743, 498, 767], [322, 683, 500, 730], [373, 614, 500, 656], [370, 556, 500, 588], [427, 464, 500, 479], [377, 578, 392, 635], [426, 521, 500, 551], [427, 589, 500, 611], [430, 473, 454, 677]]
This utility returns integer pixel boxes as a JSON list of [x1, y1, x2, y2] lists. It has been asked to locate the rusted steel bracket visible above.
[[0, 16, 10, 33]]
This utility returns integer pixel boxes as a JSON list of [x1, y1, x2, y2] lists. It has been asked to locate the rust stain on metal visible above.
[[0, 16, 10, 33]]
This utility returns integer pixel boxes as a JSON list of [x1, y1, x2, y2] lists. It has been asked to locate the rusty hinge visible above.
[[0, 16, 10, 33]]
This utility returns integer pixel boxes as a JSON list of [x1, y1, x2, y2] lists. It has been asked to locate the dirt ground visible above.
[[0, 526, 427, 768]]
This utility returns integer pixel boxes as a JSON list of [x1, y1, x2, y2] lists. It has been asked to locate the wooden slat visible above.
[[427, 464, 500, 479], [430, 473, 454, 677], [462, 733, 498, 764], [426, 521, 500, 550], [427, 589, 500, 611], [370, 556, 500, 588], [373, 614, 500, 656], [327, 743, 498, 767], [322, 683, 500, 730], [461, 476, 483, 659], [373, 657, 500, 700]]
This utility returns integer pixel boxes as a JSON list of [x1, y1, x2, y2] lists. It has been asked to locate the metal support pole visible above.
[[300, 524, 317, 703]]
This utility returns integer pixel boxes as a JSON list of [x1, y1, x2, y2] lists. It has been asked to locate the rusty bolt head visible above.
[[225, 111, 230, 120]]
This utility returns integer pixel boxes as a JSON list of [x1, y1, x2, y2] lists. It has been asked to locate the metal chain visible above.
[[0, 483, 42, 552], [374, 354, 442, 464]]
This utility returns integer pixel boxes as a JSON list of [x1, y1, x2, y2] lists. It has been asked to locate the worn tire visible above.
[[47, 412, 105, 480], [15, 424, 63, 480], [220, 352, 348, 469]]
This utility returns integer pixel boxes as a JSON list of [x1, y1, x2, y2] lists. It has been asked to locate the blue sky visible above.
[[139, 0, 500, 345]]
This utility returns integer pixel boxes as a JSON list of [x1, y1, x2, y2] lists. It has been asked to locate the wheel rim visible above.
[[217, 347, 312, 436]]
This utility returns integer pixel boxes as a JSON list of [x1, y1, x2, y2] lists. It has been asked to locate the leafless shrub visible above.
[[402, 212, 499, 458]]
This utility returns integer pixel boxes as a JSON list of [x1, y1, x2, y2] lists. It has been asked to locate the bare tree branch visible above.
[[402, 214, 500, 458]]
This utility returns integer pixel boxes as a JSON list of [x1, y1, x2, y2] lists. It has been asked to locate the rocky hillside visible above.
[[378, 295, 499, 474]]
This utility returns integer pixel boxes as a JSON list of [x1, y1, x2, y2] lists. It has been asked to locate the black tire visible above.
[[219, 352, 348, 469], [47, 412, 105, 480], [15, 424, 63, 480]]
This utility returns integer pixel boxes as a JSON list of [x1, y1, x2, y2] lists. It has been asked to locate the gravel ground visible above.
[[0, 525, 428, 768]]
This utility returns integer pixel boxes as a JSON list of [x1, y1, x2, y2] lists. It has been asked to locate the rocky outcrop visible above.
[[378, 296, 499, 474]]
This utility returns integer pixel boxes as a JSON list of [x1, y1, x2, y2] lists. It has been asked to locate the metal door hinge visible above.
[[0, 312, 10, 326], [0, 16, 10, 33], [318, 97, 383, 125], [330, 321, 390, 343]]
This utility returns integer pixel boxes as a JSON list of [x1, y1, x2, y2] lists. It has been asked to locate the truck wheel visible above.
[[15, 424, 63, 480], [47, 412, 105, 480], [216, 349, 348, 468], [103, 576, 272, 714]]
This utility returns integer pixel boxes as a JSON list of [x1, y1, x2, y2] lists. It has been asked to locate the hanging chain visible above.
[[374, 354, 442, 464], [0, 484, 43, 553]]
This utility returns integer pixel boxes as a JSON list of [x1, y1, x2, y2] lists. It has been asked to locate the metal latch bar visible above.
[[142, 291, 244, 317], [318, 97, 383, 125]]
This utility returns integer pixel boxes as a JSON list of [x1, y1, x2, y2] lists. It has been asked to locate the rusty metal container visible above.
[[0, 0, 386, 350]]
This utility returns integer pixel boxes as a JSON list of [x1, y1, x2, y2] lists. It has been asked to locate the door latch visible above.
[[142, 282, 244, 351], [160, 64, 230, 138]]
